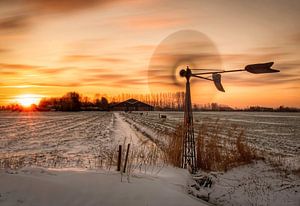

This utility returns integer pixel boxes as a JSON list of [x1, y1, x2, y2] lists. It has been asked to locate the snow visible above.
[[0, 111, 299, 206], [189, 161, 300, 206], [0, 111, 206, 206], [123, 111, 300, 169], [112, 112, 141, 146], [0, 112, 116, 169], [0, 167, 206, 206]]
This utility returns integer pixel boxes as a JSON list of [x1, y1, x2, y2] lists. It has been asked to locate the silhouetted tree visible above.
[[61, 92, 81, 111], [95, 97, 109, 111]]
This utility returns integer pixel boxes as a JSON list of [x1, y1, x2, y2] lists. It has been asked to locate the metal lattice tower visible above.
[[181, 67, 197, 173]]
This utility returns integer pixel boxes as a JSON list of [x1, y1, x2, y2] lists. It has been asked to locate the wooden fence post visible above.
[[117, 145, 122, 171], [123, 143, 131, 173]]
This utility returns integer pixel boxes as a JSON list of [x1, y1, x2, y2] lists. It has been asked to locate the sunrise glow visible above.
[[0, 0, 299, 108], [15, 94, 42, 107]]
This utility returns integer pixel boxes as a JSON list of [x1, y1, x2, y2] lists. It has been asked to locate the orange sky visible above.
[[0, 0, 299, 107]]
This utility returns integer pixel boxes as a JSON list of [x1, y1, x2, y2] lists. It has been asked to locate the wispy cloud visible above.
[[289, 32, 300, 44], [0, 82, 82, 88], [0, 0, 124, 15], [0, 63, 70, 75], [62, 55, 95, 62], [220, 59, 300, 87], [0, 0, 136, 36], [0, 48, 10, 53], [26, 0, 111, 13], [117, 15, 189, 30], [127, 45, 155, 52], [0, 15, 28, 30], [0, 0, 299, 107], [62, 55, 127, 64], [31, 82, 82, 87], [111, 78, 147, 87], [0, 63, 39, 70]]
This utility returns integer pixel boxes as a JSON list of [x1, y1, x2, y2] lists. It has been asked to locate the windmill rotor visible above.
[[148, 29, 222, 94]]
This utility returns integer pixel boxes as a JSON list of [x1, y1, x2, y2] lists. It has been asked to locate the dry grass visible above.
[[164, 120, 259, 172], [163, 124, 183, 167], [196, 120, 259, 171]]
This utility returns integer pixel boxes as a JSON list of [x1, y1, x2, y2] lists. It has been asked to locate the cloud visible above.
[[82, 73, 128, 82], [0, 15, 28, 31], [0, 82, 82, 88], [289, 32, 300, 45], [0, 48, 10, 53], [32, 82, 82, 87], [0, 63, 70, 75], [0, 62, 148, 89], [0, 0, 135, 34], [0, 0, 122, 15], [112, 78, 147, 87], [225, 75, 300, 87], [221, 52, 289, 64], [97, 57, 126, 63], [127, 45, 155, 52], [222, 60, 300, 87], [62, 55, 127, 63], [124, 16, 187, 29], [78, 71, 149, 88], [62, 55, 95, 62], [26, 0, 110, 13], [0, 63, 38, 70], [0, 71, 18, 76], [217, 43, 300, 87]]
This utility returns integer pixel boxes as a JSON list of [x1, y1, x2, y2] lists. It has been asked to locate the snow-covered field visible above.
[[0, 112, 116, 169], [0, 111, 204, 206], [0, 111, 299, 206], [123, 111, 300, 169]]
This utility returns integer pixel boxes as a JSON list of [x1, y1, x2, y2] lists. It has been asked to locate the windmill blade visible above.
[[245, 62, 279, 74], [212, 73, 225, 92], [148, 29, 221, 94]]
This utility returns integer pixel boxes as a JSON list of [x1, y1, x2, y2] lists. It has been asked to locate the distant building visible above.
[[111, 98, 154, 111], [249, 106, 274, 112]]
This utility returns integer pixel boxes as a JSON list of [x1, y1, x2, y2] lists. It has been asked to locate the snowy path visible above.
[[111, 112, 141, 146]]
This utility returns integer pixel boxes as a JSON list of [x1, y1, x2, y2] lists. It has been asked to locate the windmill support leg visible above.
[[182, 76, 197, 173]]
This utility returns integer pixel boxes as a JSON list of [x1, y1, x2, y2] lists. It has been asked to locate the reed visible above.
[[165, 120, 259, 172]]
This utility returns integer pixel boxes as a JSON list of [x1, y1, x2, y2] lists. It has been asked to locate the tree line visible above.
[[0, 92, 185, 112], [0, 91, 299, 112]]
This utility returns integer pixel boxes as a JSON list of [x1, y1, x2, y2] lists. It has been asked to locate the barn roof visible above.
[[112, 98, 153, 108], [126, 98, 139, 104]]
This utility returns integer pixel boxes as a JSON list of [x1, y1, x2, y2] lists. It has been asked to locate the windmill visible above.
[[179, 62, 279, 173], [148, 30, 280, 173]]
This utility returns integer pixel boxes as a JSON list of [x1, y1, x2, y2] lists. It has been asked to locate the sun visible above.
[[16, 94, 42, 107]]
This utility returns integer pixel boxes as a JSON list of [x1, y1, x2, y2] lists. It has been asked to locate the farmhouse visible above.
[[111, 98, 154, 111]]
